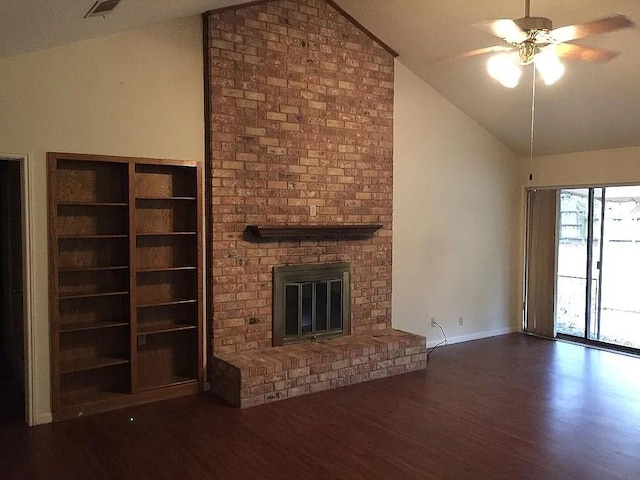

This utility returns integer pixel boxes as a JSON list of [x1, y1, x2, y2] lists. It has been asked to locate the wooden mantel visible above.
[[245, 224, 382, 239]]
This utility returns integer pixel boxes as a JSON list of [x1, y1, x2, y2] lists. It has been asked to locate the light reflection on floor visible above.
[[546, 340, 640, 444]]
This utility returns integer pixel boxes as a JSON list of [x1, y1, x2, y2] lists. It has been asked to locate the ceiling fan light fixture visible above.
[[487, 53, 522, 88], [534, 49, 565, 85]]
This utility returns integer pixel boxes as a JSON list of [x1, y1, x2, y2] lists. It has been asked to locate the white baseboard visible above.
[[426, 326, 520, 348], [32, 413, 53, 426]]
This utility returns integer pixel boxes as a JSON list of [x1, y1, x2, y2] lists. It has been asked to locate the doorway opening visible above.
[[0, 159, 25, 423]]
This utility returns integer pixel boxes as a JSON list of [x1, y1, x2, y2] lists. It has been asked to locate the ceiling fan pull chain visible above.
[[529, 65, 536, 181]]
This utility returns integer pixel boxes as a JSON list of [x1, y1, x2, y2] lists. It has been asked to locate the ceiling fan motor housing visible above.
[[515, 16, 553, 33]]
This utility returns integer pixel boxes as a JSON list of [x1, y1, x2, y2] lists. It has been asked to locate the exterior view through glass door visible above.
[[556, 186, 640, 349]]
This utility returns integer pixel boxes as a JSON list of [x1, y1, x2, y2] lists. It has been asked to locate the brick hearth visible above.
[[212, 329, 427, 408]]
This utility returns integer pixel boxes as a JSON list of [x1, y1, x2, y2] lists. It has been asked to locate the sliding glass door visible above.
[[598, 186, 640, 347], [556, 186, 640, 349], [556, 188, 589, 338]]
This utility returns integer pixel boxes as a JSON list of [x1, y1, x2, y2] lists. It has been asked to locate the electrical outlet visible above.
[[458, 316, 464, 326], [431, 317, 436, 328]]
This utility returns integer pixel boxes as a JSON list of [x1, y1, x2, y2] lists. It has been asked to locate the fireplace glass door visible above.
[[274, 263, 350, 346], [284, 279, 343, 336]]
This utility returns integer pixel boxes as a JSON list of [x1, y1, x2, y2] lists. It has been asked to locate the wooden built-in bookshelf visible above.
[[48, 152, 203, 421]]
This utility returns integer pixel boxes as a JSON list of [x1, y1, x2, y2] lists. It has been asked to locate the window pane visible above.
[[301, 283, 313, 333], [595, 186, 640, 348], [285, 284, 299, 336], [330, 280, 342, 329], [316, 281, 328, 331], [556, 189, 588, 338]]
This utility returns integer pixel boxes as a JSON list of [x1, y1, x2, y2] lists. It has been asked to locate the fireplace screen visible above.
[[273, 263, 350, 346]]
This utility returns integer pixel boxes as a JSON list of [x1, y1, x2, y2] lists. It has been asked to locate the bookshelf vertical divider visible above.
[[128, 162, 138, 394], [47, 156, 61, 415], [195, 162, 205, 389], [48, 153, 203, 421]]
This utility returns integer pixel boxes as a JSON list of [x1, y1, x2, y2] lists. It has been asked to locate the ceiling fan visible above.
[[460, 0, 634, 87]]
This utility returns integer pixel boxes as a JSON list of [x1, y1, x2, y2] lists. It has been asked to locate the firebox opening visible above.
[[273, 263, 351, 346]]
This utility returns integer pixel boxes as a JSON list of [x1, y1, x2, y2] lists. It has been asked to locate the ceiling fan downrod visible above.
[[516, 0, 553, 35]]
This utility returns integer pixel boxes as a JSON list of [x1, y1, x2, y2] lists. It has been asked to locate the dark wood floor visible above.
[[2, 333, 640, 479]]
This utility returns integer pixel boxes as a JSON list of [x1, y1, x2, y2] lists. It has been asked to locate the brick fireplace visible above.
[[204, 0, 426, 407]]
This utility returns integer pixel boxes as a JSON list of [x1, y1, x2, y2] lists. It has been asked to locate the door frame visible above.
[[0, 154, 37, 426]]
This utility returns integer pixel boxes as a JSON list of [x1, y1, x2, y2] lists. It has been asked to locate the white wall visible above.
[[393, 61, 520, 346], [0, 16, 204, 424], [523, 145, 640, 187]]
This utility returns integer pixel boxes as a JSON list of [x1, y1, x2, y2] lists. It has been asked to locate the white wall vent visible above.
[[84, 0, 122, 18]]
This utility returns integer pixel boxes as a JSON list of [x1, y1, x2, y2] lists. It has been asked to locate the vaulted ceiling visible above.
[[3, 0, 640, 156]]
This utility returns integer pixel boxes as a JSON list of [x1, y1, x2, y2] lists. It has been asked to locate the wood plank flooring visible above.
[[2, 333, 640, 479]]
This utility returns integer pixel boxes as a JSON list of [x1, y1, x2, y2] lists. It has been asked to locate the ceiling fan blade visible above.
[[551, 15, 634, 43], [551, 43, 620, 63], [457, 45, 514, 59], [473, 19, 528, 44], [427, 45, 513, 65]]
